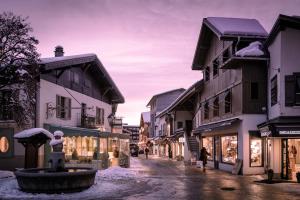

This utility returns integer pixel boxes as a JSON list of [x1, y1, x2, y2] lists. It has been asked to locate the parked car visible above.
[[130, 144, 139, 157]]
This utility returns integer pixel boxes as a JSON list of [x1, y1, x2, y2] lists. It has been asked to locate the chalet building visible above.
[[146, 88, 185, 156], [139, 112, 150, 150], [123, 125, 140, 144], [191, 17, 269, 174], [0, 46, 129, 170], [258, 15, 300, 180], [156, 81, 203, 162]]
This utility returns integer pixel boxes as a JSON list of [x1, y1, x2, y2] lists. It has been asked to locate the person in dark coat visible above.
[[200, 147, 210, 172], [145, 147, 149, 159]]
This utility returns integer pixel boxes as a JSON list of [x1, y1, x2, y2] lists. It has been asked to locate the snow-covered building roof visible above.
[[141, 112, 150, 123], [265, 14, 300, 47], [14, 128, 53, 139], [192, 17, 268, 70], [156, 80, 203, 118], [39, 53, 125, 104], [146, 88, 185, 107], [205, 17, 268, 38]]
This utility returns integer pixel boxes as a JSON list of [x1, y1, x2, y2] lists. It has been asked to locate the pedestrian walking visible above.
[[199, 147, 210, 172], [145, 147, 149, 159]]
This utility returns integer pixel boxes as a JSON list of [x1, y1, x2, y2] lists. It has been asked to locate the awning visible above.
[[43, 123, 130, 139], [193, 118, 240, 135], [258, 116, 300, 137], [220, 56, 268, 69]]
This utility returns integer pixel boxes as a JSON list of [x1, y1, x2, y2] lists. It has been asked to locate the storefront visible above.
[[44, 124, 130, 169], [195, 117, 265, 175], [259, 118, 300, 180]]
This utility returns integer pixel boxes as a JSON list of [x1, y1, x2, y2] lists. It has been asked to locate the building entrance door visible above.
[[214, 136, 220, 169]]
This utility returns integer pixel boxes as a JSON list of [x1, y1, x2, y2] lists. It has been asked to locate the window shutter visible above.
[[285, 75, 296, 106], [101, 108, 105, 125], [56, 95, 61, 118], [67, 98, 71, 119]]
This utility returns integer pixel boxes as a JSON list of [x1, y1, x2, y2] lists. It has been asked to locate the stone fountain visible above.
[[15, 130, 97, 193]]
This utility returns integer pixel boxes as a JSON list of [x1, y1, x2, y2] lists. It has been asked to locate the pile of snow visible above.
[[0, 166, 138, 200], [235, 41, 264, 57], [14, 128, 53, 139], [50, 130, 64, 146], [0, 171, 14, 179], [100, 166, 137, 180]]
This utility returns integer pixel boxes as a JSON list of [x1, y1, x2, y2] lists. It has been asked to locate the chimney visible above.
[[54, 45, 64, 57]]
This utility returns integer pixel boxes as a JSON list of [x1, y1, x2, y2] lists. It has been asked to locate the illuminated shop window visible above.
[[250, 138, 263, 167], [0, 137, 9, 153], [202, 137, 213, 160], [221, 135, 237, 164], [63, 136, 98, 162]]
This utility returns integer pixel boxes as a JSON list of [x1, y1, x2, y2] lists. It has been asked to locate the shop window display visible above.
[[202, 137, 213, 160], [0, 137, 9, 153], [63, 136, 97, 162], [221, 135, 237, 164], [250, 138, 263, 167]]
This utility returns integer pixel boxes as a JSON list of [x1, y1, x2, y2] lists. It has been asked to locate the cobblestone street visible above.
[[124, 156, 300, 200]]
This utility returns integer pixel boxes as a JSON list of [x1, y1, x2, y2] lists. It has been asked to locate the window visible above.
[[56, 95, 71, 119], [177, 121, 183, 129], [96, 107, 105, 125], [223, 48, 230, 63], [225, 91, 231, 113], [296, 76, 300, 105], [221, 135, 237, 164], [202, 137, 213, 160], [71, 71, 80, 84], [251, 82, 259, 99], [250, 137, 263, 167], [0, 91, 13, 120], [213, 58, 219, 77], [213, 97, 219, 117], [84, 79, 92, 88], [204, 102, 209, 119], [205, 67, 210, 82], [0, 137, 9, 153], [285, 74, 300, 106], [271, 75, 278, 106]]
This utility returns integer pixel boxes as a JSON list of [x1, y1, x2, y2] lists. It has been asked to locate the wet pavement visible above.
[[125, 155, 300, 200]]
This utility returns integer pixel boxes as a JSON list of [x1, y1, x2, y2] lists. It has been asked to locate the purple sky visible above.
[[1, 0, 300, 125]]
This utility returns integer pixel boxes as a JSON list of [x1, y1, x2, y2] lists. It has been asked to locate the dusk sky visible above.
[[1, 0, 300, 125]]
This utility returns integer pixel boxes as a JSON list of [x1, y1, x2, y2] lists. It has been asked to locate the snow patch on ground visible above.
[[0, 171, 14, 179], [0, 166, 139, 200]]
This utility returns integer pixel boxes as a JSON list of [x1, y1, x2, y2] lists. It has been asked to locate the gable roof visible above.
[[40, 54, 125, 103], [265, 14, 300, 47], [156, 80, 203, 118], [141, 112, 150, 123], [146, 88, 185, 107], [192, 17, 267, 70]]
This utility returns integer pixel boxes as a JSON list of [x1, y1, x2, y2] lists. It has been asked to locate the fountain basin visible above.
[[15, 167, 97, 193]]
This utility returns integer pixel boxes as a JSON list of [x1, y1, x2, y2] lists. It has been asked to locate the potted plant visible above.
[[296, 172, 300, 183], [267, 169, 274, 183]]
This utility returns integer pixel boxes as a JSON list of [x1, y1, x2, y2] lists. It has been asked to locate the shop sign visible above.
[[179, 137, 184, 143], [279, 130, 300, 135], [259, 126, 272, 137]]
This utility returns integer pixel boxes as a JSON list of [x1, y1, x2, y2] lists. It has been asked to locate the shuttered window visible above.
[[96, 107, 105, 125], [205, 67, 210, 82], [204, 102, 209, 119], [56, 95, 71, 119], [271, 75, 278, 106], [213, 97, 219, 117], [285, 75, 296, 106], [225, 91, 231, 113], [213, 58, 219, 78]]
